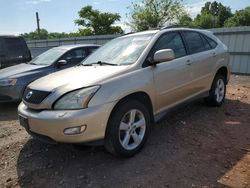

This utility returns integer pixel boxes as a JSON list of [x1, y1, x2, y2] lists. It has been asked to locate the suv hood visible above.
[[29, 65, 129, 91], [0, 63, 47, 79]]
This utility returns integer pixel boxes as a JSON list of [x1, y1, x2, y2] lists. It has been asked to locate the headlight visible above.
[[0, 79, 17, 86], [54, 86, 100, 110]]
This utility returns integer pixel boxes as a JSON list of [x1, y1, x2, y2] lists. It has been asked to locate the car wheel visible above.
[[104, 100, 150, 157], [205, 74, 226, 106]]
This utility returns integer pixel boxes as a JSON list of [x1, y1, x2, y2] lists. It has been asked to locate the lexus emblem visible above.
[[26, 91, 33, 99]]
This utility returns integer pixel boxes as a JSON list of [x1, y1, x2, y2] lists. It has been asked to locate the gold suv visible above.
[[18, 27, 230, 157]]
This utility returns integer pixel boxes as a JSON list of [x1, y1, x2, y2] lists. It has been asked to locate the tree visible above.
[[75, 6, 123, 35], [194, 1, 232, 28], [178, 14, 193, 26], [127, 0, 186, 31], [21, 29, 49, 40], [193, 13, 214, 28], [224, 7, 250, 27]]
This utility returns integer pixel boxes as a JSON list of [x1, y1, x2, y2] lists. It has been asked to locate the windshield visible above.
[[82, 34, 154, 66], [29, 48, 67, 65]]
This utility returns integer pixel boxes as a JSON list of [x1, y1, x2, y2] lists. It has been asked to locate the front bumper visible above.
[[0, 85, 24, 102], [18, 101, 115, 144]]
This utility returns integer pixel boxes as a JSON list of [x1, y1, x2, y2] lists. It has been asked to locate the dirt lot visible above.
[[0, 75, 250, 188]]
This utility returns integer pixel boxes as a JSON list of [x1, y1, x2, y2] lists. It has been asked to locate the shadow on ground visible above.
[[16, 99, 250, 187], [0, 102, 19, 121]]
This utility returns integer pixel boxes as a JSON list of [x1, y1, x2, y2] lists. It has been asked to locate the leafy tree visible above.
[[75, 6, 123, 35], [193, 13, 215, 28], [224, 7, 250, 27], [21, 29, 82, 41], [193, 1, 233, 28], [178, 14, 193, 26], [127, 0, 186, 31], [21, 29, 49, 40]]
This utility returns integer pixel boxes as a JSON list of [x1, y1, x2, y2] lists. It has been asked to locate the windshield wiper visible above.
[[90, 61, 118, 66], [28, 62, 37, 65], [78, 61, 118, 66]]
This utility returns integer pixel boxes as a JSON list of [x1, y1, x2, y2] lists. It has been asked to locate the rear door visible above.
[[151, 31, 195, 113], [181, 31, 217, 94]]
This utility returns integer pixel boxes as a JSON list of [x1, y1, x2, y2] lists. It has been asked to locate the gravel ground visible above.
[[0, 75, 250, 188]]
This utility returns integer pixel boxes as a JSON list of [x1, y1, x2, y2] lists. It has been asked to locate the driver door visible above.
[[151, 32, 194, 113]]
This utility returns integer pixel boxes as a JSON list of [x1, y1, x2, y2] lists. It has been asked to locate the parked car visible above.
[[18, 27, 230, 157], [0, 44, 100, 102], [0, 36, 31, 69]]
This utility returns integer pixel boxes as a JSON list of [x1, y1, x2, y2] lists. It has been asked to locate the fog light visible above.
[[64, 125, 87, 135]]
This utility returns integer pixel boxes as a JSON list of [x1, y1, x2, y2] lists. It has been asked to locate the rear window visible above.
[[183, 31, 205, 54]]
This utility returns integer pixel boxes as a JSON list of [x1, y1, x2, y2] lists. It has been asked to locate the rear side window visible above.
[[0, 39, 3, 53], [4, 38, 24, 51], [153, 32, 187, 58], [200, 34, 211, 50], [183, 31, 205, 54], [203, 35, 217, 49]]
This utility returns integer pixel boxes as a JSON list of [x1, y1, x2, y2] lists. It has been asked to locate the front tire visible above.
[[104, 100, 150, 157], [205, 74, 226, 106]]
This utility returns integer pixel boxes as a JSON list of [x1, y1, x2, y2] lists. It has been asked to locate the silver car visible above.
[[0, 44, 99, 102], [18, 27, 230, 157]]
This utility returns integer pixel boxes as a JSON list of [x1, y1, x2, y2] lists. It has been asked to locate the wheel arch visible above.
[[106, 91, 155, 132], [215, 66, 229, 84]]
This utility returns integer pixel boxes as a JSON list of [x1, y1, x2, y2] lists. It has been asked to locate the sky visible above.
[[0, 0, 249, 35]]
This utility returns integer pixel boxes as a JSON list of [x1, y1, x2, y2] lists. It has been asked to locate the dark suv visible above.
[[0, 36, 31, 69]]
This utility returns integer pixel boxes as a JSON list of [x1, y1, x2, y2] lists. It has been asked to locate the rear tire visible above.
[[104, 100, 150, 157], [205, 74, 226, 106]]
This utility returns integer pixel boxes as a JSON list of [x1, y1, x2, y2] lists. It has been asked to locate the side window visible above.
[[153, 32, 187, 58], [183, 31, 205, 54], [62, 48, 88, 64], [89, 47, 98, 54], [204, 35, 217, 49], [200, 34, 212, 50], [4, 38, 24, 58], [0, 40, 3, 53]]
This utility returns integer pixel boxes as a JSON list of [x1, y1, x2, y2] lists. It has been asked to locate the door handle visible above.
[[186, 59, 193, 66], [212, 52, 216, 57]]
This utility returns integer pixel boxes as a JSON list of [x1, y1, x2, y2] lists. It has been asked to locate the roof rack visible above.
[[161, 25, 203, 30]]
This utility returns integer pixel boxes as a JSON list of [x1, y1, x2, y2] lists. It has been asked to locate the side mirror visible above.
[[151, 49, 175, 64], [57, 60, 67, 68]]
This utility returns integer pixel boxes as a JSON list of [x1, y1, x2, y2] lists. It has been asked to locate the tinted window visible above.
[[204, 35, 217, 49], [0, 40, 3, 53], [183, 31, 205, 54], [200, 34, 211, 50], [4, 38, 25, 58], [4, 38, 23, 51], [153, 32, 186, 58], [62, 48, 88, 65], [88, 47, 98, 54]]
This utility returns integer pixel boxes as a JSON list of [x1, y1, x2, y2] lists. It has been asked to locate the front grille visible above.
[[23, 87, 51, 104]]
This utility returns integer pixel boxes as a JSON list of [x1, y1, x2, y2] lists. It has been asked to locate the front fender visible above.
[[89, 67, 156, 111]]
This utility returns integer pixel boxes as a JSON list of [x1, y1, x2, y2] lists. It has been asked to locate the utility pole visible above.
[[36, 12, 41, 38]]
